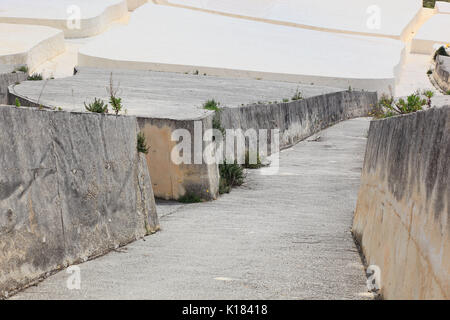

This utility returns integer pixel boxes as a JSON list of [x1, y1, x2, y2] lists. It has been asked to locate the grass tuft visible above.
[[137, 132, 149, 154], [27, 73, 43, 81], [178, 193, 202, 203], [84, 98, 108, 113], [203, 99, 221, 111]]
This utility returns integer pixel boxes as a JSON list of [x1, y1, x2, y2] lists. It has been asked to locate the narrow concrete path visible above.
[[395, 53, 436, 97], [11, 118, 372, 300]]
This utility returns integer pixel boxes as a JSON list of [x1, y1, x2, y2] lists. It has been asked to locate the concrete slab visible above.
[[10, 118, 372, 300], [161, 0, 422, 39], [395, 53, 436, 97], [9, 67, 341, 119], [0, 23, 65, 72], [0, 0, 129, 38], [79, 4, 405, 94], [436, 1, 450, 13], [411, 14, 450, 54]]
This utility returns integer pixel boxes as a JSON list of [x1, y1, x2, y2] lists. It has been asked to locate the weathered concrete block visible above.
[[137, 114, 220, 201], [353, 107, 449, 299], [434, 55, 450, 92], [0, 106, 159, 298], [0, 65, 27, 104]]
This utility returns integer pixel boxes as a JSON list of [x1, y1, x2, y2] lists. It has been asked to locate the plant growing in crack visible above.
[[14, 65, 28, 73], [291, 88, 303, 101], [84, 98, 108, 113], [137, 132, 149, 154], [178, 193, 202, 203], [107, 72, 123, 115], [422, 90, 434, 108], [370, 90, 434, 119], [27, 73, 43, 81]]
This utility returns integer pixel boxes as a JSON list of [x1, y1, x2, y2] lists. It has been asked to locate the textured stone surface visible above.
[[9, 68, 375, 201], [10, 118, 372, 300], [353, 106, 449, 299], [9, 67, 340, 119], [0, 106, 159, 298], [219, 91, 377, 151], [137, 115, 220, 201], [434, 55, 450, 92], [0, 65, 27, 104]]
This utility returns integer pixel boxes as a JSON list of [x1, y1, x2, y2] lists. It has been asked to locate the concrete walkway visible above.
[[11, 118, 372, 300], [395, 53, 436, 97]]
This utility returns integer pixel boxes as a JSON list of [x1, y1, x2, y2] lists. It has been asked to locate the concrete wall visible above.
[[434, 55, 450, 92], [219, 91, 377, 151], [137, 114, 220, 201], [0, 106, 159, 298], [136, 91, 376, 201], [353, 107, 449, 300], [0, 66, 27, 104]]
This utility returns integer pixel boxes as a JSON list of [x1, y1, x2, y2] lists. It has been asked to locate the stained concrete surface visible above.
[[11, 118, 372, 300], [0, 65, 27, 104], [0, 106, 159, 297], [354, 107, 449, 299]]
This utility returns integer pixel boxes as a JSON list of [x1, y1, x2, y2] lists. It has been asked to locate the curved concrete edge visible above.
[[0, 29, 65, 73], [136, 91, 377, 201], [0, 105, 159, 299], [8, 83, 377, 202], [78, 53, 400, 95], [433, 55, 450, 92], [219, 90, 377, 152], [353, 107, 450, 299], [0, 1, 128, 38], [0, 66, 28, 104], [156, 0, 421, 41]]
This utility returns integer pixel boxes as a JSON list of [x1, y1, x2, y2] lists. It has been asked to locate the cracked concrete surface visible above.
[[11, 118, 372, 300]]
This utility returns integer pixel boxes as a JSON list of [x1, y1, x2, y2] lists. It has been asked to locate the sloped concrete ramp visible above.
[[11, 118, 372, 300]]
